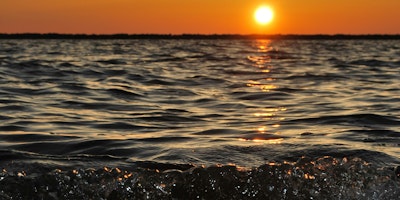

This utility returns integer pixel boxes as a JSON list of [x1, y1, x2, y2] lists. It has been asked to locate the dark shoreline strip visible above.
[[1, 33, 400, 40]]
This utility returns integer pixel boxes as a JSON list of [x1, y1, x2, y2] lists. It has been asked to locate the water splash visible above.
[[1, 157, 398, 199]]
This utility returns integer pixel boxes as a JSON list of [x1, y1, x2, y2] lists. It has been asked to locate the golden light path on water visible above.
[[240, 40, 286, 144]]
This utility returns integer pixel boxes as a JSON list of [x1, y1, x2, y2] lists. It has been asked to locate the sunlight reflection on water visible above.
[[240, 40, 287, 143], [0, 39, 399, 167]]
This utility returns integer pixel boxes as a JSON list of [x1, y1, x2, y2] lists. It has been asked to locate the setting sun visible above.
[[254, 6, 274, 25]]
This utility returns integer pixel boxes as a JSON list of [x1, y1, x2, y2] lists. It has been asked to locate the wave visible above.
[[1, 39, 400, 199], [0, 156, 398, 199], [286, 114, 400, 126]]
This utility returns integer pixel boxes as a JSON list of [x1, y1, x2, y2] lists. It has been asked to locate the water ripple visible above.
[[0, 39, 399, 170]]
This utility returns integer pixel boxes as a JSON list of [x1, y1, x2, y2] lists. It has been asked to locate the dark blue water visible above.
[[0, 39, 399, 199]]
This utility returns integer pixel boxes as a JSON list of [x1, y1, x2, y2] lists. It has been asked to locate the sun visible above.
[[254, 6, 274, 25]]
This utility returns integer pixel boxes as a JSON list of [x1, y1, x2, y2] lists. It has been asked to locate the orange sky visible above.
[[1, 0, 400, 34]]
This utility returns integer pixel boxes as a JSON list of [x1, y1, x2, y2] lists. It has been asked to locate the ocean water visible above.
[[0, 39, 399, 199]]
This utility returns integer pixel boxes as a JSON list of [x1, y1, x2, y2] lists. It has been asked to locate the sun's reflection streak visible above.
[[247, 56, 272, 68], [256, 40, 273, 53], [247, 80, 277, 92], [239, 138, 284, 144], [257, 126, 267, 133], [241, 40, 287, 143]]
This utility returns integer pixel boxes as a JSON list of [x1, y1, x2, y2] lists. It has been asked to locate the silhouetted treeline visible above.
[[1, 33, 400, 40]]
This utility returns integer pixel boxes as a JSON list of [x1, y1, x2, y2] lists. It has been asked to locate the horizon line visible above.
[[1, 33, 400, 40]]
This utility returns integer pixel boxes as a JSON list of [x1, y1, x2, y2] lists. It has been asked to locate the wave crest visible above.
[[1, 156, 399, 199]]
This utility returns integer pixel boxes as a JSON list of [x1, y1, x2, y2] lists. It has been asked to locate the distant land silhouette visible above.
[[0, 33, 400, 40]]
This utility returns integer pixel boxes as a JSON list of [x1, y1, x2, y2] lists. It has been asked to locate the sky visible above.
[[1, 0, 400, 34]]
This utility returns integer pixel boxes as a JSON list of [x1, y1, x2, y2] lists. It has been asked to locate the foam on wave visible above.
[[1, 156, 399, 199]]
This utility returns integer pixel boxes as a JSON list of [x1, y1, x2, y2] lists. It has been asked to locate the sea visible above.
[[0, 38, 399, 199]]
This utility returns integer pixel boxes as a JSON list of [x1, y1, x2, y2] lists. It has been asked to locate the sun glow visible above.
[[254, 6, 274, 25]]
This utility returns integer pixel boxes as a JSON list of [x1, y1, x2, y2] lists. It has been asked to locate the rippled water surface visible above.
[[0, 39, 399, 199]]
